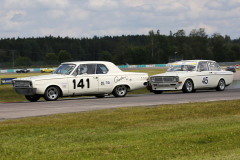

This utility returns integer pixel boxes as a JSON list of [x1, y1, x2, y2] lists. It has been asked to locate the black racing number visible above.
[[78, 79, 84, 88], [73, 79, 90, 89], [86, 78, 90, 88], [202, 76, 208, 85]]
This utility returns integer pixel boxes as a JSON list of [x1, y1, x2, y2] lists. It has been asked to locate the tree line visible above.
[[0, 28, 240, 68]]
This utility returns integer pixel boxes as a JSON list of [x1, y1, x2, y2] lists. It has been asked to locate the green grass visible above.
[[0, 69, 165, 102], [1, 100, 240, 159], [0, 72, 50, 79]]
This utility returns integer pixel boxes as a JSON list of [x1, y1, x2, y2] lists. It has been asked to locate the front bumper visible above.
[[151, 83, 182, 91], [14, 88, 37, 96]]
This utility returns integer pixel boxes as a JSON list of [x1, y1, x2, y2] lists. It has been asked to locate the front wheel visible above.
[[112, 85, 128, 97], [182, 80, 194, 93], [25, 95, 40, 102], [44, 86, 60, 101], [216, 79, 225, 91]]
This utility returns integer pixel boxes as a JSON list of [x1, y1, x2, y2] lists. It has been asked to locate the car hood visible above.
[[152, 71, 195, 77], [14, 74, 67, 81]]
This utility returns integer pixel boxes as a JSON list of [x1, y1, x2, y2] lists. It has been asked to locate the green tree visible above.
[[173, 29, 187, 61], [15, 56, 32, 67], [99, 51, 112, 61], [0, 49, 9, 62], [210, 33, 227, 62], [231, 44, 240, 61], [45, 53, 58, 65], [58, 50, 72, 63], [189, 28, 210, 59]]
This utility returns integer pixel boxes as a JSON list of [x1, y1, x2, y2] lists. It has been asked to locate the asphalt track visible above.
[[0, 87, 240, 120]]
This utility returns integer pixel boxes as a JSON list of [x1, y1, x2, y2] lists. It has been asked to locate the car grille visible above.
[[13, 81, 32, 88], [151, 76, 178, 83]]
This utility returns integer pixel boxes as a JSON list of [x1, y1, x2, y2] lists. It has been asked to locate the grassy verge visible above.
[[1, 100, 240, 159], [0, 69, 165, 102]]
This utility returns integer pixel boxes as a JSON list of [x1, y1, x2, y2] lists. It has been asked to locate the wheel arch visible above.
[[182, 78, 195, 90], [216, 78, 226, 91], [218, 77, 225, 83], [45, 85, 63, 97], [112, 84, 130, 92]]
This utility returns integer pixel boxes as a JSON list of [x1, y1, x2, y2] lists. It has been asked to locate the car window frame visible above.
[[198, 61, 209, 72]]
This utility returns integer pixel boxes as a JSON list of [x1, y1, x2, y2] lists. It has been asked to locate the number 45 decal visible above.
[[73, 79, 90, 89]]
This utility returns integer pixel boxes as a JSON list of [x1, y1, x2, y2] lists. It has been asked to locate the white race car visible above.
[[148, 60, 233, 94], [12, 61, 148, 102]]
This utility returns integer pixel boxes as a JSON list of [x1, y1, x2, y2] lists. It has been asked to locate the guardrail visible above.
[[0, 64, 167, 73]]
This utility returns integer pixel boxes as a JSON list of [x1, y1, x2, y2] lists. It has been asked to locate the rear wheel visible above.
[[25, 95, 40, 102], [216, 79, 225, 91], [44, 86, 60, 101], [182, 80, 194, 93], [112, 85, 128, 97]]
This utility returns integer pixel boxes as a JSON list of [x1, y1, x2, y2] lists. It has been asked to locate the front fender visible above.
[[34, 80, 66, 95]]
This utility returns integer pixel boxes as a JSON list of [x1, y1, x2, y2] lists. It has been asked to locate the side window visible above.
[[198, 62, 209, 71], [96, 64, 109, 74], [209, 62, 221, 71], [215, 62, 221, 71], [74, 64, 96, 75], [85, 64, 96, 74]]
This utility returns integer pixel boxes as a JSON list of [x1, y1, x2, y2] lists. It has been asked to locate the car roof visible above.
[[60, 61, 123, 73], [173, 60, 215, 63], [62, 61, 111, 65]]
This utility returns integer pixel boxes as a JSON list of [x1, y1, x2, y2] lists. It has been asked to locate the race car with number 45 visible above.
[[148, 60, 233, 94], [12, 61, 148, 102]]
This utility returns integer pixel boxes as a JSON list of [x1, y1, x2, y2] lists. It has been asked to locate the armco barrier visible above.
[[118, 65, 129, 69], [0, 64, 167, 73], [33, 68, 41, 71], [7, 69, 14, 73]]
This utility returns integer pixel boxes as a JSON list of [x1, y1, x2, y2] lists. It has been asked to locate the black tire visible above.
[[44, 86, 60, 101], [153, 90, 163, 94], [25, 95, 40, 102], [216, 79, 225, 91], [112, 85, 128, 97], [182, 79, 194, 93], [96, 95, 105, 98]]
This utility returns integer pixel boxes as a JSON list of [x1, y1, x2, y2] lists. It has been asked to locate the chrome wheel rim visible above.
[[47, 87, 58, 100], [219, 80, 225, 90], [186, 81, 193, 92], [116, 85, 127, 96]]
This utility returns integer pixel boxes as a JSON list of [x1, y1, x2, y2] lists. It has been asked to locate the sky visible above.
[[1, 0, 240, 39]]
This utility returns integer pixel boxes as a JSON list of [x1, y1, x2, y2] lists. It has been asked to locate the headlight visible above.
[[150, 77, 155, 82], [173, 76, 179, 82]]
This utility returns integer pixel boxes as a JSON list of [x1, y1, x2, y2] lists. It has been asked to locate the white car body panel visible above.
[[150, 60, 233, 92], [12, 61, 148, 100]]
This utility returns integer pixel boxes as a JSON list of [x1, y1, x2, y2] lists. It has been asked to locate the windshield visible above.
[[167, 62, 197, 72], [53, 64, 76, 75]]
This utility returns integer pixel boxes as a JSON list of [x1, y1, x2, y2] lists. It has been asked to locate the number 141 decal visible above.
[[73, 79, 90, 89]]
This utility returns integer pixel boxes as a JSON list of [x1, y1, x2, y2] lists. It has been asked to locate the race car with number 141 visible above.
[[12, 61, 148, 102]]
